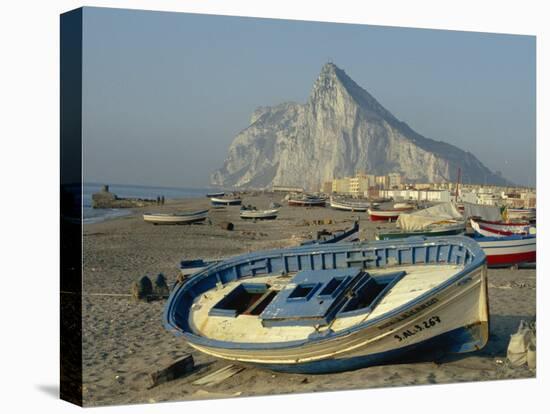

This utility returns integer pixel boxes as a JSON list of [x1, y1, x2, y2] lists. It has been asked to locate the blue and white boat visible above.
[[164, 236, 489, 374]]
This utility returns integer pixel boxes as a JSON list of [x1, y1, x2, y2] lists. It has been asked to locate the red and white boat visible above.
[[473, 234, 536, 267], [470, 218, 534, 237], [507, 208, 536, 221], [368, 206, 414, 222]]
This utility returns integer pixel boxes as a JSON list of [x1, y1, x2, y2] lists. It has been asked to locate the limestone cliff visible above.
[[211, 63, 508, 190]]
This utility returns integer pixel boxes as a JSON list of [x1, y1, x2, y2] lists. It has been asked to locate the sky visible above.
[[82, 7, 536, 188]]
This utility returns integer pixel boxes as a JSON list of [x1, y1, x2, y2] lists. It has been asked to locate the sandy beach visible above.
[[81, 193, 536, 407]]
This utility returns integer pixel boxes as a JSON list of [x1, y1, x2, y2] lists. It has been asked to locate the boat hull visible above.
[[368, 208, 412, 221], [143, 210, 208, 224], [329, 198, 369, 212], [240, 209, 279, 220], [210, 197, 242, 206], [475, 235, 536, 266], [470, 218, 532, 237], [288, 199, 326, 207], [185, 265, 488, 373], [376, 224, 465, 240]]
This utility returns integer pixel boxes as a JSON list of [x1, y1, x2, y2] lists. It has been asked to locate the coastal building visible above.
[[388, 173, 402, 189], [332, 178, 351, 194], [349, 175, 371, 197], [375, 175, 389, 189]]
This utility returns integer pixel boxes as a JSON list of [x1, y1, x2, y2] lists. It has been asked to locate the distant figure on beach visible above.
[[161, 196, 165, 205]]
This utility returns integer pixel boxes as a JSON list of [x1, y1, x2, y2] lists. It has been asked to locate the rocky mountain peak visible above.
[[211, 63, 509, 190]]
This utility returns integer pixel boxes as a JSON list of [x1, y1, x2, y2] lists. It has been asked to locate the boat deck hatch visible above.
[[209, 283, 272, 318], [260, 268, 365, 327]]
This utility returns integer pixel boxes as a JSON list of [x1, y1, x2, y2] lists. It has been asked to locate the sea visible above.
[[83, 183, 219, 224]]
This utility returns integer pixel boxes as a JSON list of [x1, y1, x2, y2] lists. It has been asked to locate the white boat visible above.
[[240, 209, 279, 220], [507, 208, 536, 221], [329, 197, 369, 212], [368, 206, 414, 221], [164, 236, 489, 373], [470, 218, 534, 237], [143, 209, 208, 225], [210, 196, 242, 206], [472, 234, 536, 267]]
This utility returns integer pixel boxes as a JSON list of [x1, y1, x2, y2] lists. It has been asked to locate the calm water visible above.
[[83, 183, 220, 223]]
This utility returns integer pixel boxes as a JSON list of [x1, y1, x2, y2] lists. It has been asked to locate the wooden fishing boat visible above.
[[301, 220, 359, 245], [288, 195, 326, 207], [329, 197, 369, 212], [240, 208, 279, 220], [472, 234, 536, 267], [206, 191, 225, 198], [377, 222, 465, 240], [470, 218, 534, 237], [507, 208, 536, 221], [210, 196, 242, 206], [368, 206, 414, 222], [377, 203, 466, 240], [164, 236, 489, 374], [143, 209, 208, 225]]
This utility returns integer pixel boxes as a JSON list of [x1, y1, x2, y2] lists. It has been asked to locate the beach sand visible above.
[[81, 193, 536, 406]]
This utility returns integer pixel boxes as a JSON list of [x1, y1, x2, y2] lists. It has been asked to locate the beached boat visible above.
[[240, 208, 279, 220], [301, 220, 359, 245], [376, 203, 466, 240], [329, 197, 369, 212], [210, 196, 242, 206], [164, 236, 489, 374], [377, 222, 465, 240], [288, 194, 326, 207], [206, 191, 225, 198], [472, 234, 536, 267], [368, 206, 414, 222], [507, 208, 536, 221], [470, 218, 534, 237], [143, 209, 208, 225]]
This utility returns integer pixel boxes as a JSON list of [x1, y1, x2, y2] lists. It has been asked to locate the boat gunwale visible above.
[[163, 236, 486, 351]]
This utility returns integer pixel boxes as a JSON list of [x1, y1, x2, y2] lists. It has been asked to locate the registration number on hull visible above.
[[394, 316, 441, 342]]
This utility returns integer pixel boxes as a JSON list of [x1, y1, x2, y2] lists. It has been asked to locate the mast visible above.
[[455, 167, 461, 202]]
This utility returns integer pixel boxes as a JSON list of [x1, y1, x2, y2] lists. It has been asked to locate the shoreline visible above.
[[81, 193, 536, 406]]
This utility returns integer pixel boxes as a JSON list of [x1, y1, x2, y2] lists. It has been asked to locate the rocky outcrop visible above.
[[211, 63, 509, 190]]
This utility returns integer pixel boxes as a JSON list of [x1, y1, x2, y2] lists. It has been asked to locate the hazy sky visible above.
[[82, 7, 536, 188]]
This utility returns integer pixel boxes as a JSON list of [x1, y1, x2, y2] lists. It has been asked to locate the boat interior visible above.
[[189, 263, 463, 344]]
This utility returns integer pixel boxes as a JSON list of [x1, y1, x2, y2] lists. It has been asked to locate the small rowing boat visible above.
[[471, 234, 536, 267], [210, 196, 242, 206], [206, 191, 225, 198], [329, 197, 369, 212], [377, 222, 465, 240], [470, 218, 534, 237], [164, 236, 489, 373], [240, 208, 279, 220], [143, 209, 208, 225], [506, 208, 536, 221], [301, 220, 359, 245], [368, 206, 414, 222], [288, 194, 326, 207]]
